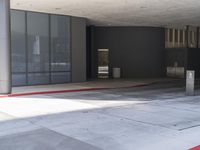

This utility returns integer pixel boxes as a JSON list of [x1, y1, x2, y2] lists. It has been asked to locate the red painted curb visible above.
[[190, 145, 200, 150], [0, 82, 155, 98]]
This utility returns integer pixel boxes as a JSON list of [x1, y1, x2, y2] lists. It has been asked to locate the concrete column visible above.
[[71, 17, 86, 83], [0, 0, 11, 94]]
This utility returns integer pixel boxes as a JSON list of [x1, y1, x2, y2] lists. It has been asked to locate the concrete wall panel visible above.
[[71, 17, 86, 82]]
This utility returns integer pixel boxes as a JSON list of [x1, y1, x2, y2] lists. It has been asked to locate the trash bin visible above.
[[113, 68, 121, 79]]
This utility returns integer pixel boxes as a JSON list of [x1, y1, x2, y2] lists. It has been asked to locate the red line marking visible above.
[[190, 145, 200, 150], [0, 82, 155, 98]]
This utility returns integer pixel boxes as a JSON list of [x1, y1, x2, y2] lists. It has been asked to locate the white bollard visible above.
[[186, 70, 195, 96]]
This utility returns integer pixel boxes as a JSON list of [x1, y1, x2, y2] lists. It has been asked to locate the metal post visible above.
[[0, 0, 11, 94], [186, 70, 195, 96]]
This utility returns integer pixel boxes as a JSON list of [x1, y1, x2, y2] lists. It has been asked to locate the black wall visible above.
[[165, 48, 200, 78], [165, 48, 187, 67], [187, 48, 200, 78], [87, 26, 165, 79]]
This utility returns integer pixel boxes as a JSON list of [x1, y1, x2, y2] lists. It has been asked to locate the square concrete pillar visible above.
[[0, 0, 11, 94]]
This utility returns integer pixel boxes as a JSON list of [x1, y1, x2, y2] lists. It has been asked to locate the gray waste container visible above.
[[113, 68, 121, 79]]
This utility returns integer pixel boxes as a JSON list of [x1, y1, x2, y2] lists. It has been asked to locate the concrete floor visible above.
[[11, 79, 159, 94], [0, 79, 200, 150]]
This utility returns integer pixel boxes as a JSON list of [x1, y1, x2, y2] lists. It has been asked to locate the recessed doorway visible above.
[[98, 49, 109, 79]]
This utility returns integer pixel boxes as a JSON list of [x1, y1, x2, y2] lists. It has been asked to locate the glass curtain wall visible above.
[[11, 10, 71, 86], [11, 10, 26, 86], [27, 12, 50, 85], [50, 15, 71, 83]]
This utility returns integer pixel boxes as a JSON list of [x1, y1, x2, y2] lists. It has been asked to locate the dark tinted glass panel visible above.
[[188, 26, 197, 48], [12, 74, 26, 86], [11, 10, 26, 73], [185, 30, 187, 45], [28, 73, 50, 85], [50, 15, 70, 72], [165, 29, 168, 41], [27, 12, 49, 72], [199, 30, 200, 48], [169, 29, 173, 42], [51, 72, 71, 84], [175, 29, 178, 43], [180, 30, 183, 43], [190, 31, 193, 43], [194, 32, 197, 46]]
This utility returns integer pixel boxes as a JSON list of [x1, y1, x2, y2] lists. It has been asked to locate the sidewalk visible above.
[[0, 78, 180, 98]]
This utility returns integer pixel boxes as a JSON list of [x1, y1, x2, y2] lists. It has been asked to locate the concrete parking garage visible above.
[[1, 0, 200, 150]]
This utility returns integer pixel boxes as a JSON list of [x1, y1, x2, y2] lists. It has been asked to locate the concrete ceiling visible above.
[[10, 0, 200, 27]]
